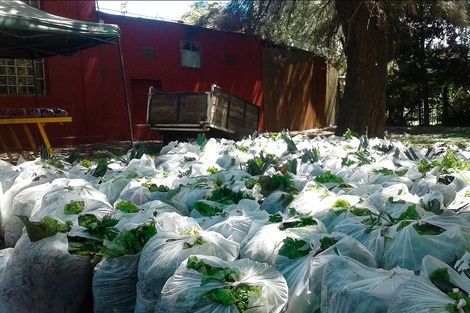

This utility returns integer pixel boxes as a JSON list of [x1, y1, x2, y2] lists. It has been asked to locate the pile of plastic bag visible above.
[[1, 130, 470, 312]]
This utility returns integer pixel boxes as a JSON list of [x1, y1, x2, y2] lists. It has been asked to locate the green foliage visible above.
[[115, 200, 140, 213], [258, 174, 296, 197], [429, 268, 470, 313], [65, 147, 81, 164], [418, 150, 468, 174], [208, 185, 251, 204], [373, 168, 394, 176], [78, 214, 119, 241], [332, 199, 351, 208], [396, 205, 445, 235], [106, 144, 147, 165], [187, 255, 239, 285], [186, 256, 262, 312], [278, 237, 311, 259], [278, 215, 317, 230], [268, 213, 284, 223], [193, 201, 223, 216], [320, 236, 338, 251], [170, 227, 207, 249], [92, 158, 108, 177], [103, 222, 157, 259], [67, 236, 104, 267], [80, 159, 93, 168], [17, 215, 72, 242], [343, 129, 359, 139], [279, 129, 298, 152], [207, 166, 221, 175], [314, 171, 344, 184], [142, 182, 169, 192], [243, 151, 277, 176], [197, 133, 207, 148], [63, 200, 85, 215], [301, 148, 319, 164], [243, 176, 258, 189]]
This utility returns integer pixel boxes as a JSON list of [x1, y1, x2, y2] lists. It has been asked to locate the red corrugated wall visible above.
[[0, 0, 264, 147]]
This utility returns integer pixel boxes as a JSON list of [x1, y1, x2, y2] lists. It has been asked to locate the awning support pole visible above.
[[117, 37, 134, 148]]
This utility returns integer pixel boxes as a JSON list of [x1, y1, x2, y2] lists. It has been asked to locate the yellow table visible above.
[[0, 117, 72, 161]]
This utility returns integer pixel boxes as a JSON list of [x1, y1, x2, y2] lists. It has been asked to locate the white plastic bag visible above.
[[157, 254, 288, 313], [321, 256, 414, 313], [0, 232, 92, 313], [135, 229, 240, 313]]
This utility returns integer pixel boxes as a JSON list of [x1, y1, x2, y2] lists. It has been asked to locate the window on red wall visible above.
[[0, 59, 46, 95], [180, 41, 202, 69], [0, 0, 46, 96]]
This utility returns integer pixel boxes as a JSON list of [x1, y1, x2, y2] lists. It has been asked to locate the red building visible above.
[[0, 0, 336, 149]]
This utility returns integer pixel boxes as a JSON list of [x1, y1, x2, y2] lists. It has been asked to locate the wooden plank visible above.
[[22, 124, 38, 156], [7, 125, 22, 152], [0, 117, 72, 124], [0, 132, 14, 162], [36, 122, 54, 154], [178, 94, 209, 123]]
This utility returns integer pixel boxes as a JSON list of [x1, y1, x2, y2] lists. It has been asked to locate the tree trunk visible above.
[[334, 0, 388, 138]]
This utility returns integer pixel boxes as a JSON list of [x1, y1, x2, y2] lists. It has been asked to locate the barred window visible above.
[[0, 59, 45, 95]]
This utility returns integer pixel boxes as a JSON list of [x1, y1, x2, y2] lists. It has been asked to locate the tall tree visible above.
[[183, 0, 470, 137], [334, 1, 388, 137]]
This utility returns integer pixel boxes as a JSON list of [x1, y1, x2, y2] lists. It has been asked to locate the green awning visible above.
[[0, 0, 120, 59]]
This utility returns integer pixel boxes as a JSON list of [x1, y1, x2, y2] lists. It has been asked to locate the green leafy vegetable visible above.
[[429, 268, 470, 313], [142, 182, 169, 192], [278, 237, 311, 259], [320, 236, 338, 251], [279, 129, 298, 152], [115, 200, 140, 213], [18, 215, 72, 242], [199, 285, 262, 312], [103, 222, 157, 259], [258, 174, 297, 197], [373, 168, 394, 176], [186, 256, 262, 313], [268, 213, 283, 223], [63, 200, 85, 215], [243, 152, 277, 176], [68, 236, 104, 267], [92, 158, 108, 177], [187, 256, 239, 285], [197, 133, 207, 148], [166, 227, 207, 249], [193, 201, 223, 216], [396, 205, 445, 235], [278, 215, 317, 230], [207, 166, 221, 175], [418, 150, 468, 175], [314, 171, 344, 184], [208, 185, 251, 204], [301, 148, 319, 163], [343, 128, 359, 139], [332, 199, 351, 208], [78, 214, 119, 241]]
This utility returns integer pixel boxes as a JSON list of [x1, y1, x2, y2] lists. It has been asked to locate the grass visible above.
[[385, 127, 470, 149]]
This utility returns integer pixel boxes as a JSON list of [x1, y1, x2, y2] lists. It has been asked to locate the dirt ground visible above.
[[1, 126, 469, 164]]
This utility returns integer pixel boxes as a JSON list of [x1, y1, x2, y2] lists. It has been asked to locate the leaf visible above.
[[193, 201, 222, 216], [115, 200, 140, 213], [17, 215, 72, 242], [279, 129, 297, 152], [63, 200, 85, 215], [92, 158, 108, 177], [278, 237, 311, 259]]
